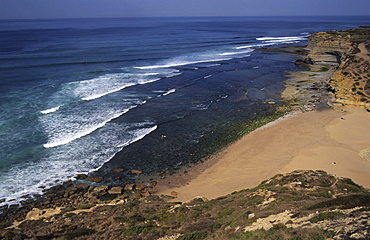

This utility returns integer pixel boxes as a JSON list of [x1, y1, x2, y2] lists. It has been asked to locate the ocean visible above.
[[0, 16, 369, 207]]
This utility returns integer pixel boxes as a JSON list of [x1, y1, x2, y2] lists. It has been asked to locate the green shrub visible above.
[[218, 208, 235, 218]]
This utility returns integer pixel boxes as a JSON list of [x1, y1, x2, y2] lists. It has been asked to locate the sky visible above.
[[1, 0, 370, 19]]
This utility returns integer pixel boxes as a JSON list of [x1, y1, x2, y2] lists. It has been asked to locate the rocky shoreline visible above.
[[260, 26, 370, 112], [1, 26, 370, 239], [283, 26, 370, 111]]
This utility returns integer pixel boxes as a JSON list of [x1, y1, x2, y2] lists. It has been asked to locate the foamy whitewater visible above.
[[0, 16, 369, 208]]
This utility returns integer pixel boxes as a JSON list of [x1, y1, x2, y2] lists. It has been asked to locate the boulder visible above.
[[92, 185, 109, 194], [248, 213, 255, 219], [74, 183, 89, 190], [111, 168, 125, 173], [124, 184, 135, 191], [141, 191, 151, 197], [63, 180, 73, 187], [295, 57, 314, 65], [75, 174, 87, 179], [129, 169, 143, 175], [85, 176, 103, 183], [136, 184, 147, 191], [133, 192, 142, 199], [108, 186, 123, 195], [149, 181, 158, 187]]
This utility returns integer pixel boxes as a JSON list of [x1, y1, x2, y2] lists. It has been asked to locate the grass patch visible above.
[[177, 231, 208, 240], [61, 207, 77, 213], [64, 229, 95, 239], [307, 193, 370, 210], [77, 203, 96, 210], [309, 211, 344, 223], [218, 208, 235, 218], [0, 221, 11, 229], [318, 66, 330, 72], [243, 196, 265, 207], [113, 224, 154, 235], [235, 225, 335, 240]]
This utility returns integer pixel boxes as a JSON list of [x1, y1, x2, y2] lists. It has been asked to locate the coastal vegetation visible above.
[[1, 170, 369, 239]]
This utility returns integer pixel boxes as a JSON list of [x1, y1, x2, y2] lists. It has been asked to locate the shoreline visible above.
[[154, 26, 370, 202], [2, 27, 370, 224], [154, 107, 370, 202]]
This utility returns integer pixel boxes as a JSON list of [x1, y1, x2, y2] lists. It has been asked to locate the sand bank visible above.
[[155, 107, 370, 202]]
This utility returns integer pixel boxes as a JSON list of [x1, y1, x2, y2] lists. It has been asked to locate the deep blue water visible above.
[[0, 16, 369, 207]]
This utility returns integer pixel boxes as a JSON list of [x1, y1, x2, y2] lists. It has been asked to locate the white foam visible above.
[[72, 73, 141, 101], [0, 122, 158, 207], [43, 109, 131, 148], [235, 35, 308, 50], [219, 49, 254, 56], [40, 106, 61, 114], [140, 69, 180, 75], [256, 36, 308, 43], [235, 43, 275, 49], [206, 64, 221, 67], [138, 77, 161, 85], [76, 71, 180, 101], [81, 84, 134, 101], [117, 125, 157, 148], [136, 57, 231, 70], [162, 88, 177, 96]]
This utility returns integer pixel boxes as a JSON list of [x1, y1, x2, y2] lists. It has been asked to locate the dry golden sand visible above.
[[155, 107, 370, 202]]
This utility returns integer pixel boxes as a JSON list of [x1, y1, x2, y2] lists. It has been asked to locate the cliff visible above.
[[279, 26, 370, 111], [306, 27, 370, 110]]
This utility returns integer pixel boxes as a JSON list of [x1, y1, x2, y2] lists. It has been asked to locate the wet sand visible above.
[[155, 107, 370, 202]]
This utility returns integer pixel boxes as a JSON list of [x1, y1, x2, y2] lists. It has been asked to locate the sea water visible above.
[[0, 16, 369, 207]]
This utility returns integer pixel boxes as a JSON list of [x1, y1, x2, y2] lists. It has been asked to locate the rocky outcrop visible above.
[[280, 27, 370, 111], [305, 27, 370, 110]]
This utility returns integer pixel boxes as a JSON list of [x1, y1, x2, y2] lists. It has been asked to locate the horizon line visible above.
[[1, 14, 369, 21]]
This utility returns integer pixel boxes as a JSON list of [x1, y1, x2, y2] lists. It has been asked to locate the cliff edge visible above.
[[304, 26, 370, 110]]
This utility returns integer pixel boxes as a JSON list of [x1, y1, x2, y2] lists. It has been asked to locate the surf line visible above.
[[43, 108, 133, 149]]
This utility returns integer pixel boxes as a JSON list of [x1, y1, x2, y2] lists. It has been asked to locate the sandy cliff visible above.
[[306, 27, 370, 109]]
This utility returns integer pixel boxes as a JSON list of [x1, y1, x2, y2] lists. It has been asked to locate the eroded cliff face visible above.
[[307, 27, 370, 109]]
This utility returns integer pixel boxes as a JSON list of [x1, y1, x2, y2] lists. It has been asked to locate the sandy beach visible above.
[[155, 107, 370, 202]]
